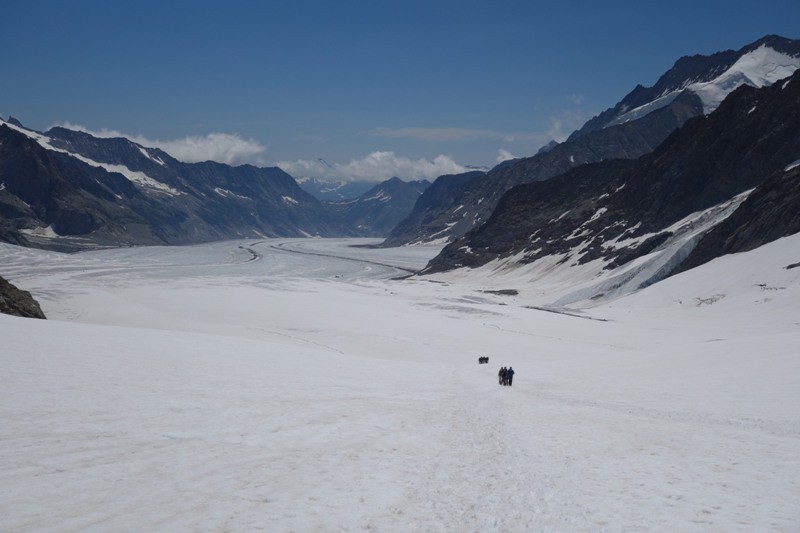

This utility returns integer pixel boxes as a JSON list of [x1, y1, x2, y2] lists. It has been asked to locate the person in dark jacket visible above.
[[498, 367, 506, 385], [506, 366, 515, 386]]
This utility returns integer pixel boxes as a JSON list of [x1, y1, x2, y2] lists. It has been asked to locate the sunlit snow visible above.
[[1, 236, 798, 531], [607, 44, 800, 127]]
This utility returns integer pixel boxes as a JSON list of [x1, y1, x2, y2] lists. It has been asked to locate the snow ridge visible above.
[[1, 118, 181, 196], [608, 45, 800, 127]]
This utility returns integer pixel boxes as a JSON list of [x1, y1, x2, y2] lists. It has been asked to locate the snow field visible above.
[[1, 237, 799, 531]]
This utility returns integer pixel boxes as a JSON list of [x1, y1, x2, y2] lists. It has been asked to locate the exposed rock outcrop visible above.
[[0, 276, 46, 319]]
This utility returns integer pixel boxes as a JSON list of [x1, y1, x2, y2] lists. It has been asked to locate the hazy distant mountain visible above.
[[384, 35, 800, 248], [325, 177, 430, 236], [422, 68, 800, 305], [296, 177, 376, 201]]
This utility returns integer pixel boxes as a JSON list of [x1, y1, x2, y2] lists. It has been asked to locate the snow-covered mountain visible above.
[[384, 35, 800, 248], [0, 120, 436, 248], [0, 120, 354, 249], [422, 68, 800, 308], [570, 35, 800, 138], [325, 177, 431, 237]]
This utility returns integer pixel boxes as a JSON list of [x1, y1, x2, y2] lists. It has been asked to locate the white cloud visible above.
[[544, 109, 589, 143], [277, 151, 469, 182], [371, 126, 547, 144], [153, 133, 267, 166], [496, 149, 517, 163], [570, 93, 586, 106], [371, 127, 499, 142], [371, 118, 589, 154], [55, 123, 268, 166]]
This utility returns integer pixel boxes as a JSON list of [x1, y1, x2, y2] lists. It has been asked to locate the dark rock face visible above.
[[423, 68, 800, 277], [382, 171, 485, 246], [423, 160, 633, 272], [0, 126, 138, 246], [0, 276, 46, 319], [675, 165, 800, 274]]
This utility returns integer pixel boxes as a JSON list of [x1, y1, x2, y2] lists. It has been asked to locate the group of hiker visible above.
[[497, 366, 515, 386], [478, 356, 516, 386]]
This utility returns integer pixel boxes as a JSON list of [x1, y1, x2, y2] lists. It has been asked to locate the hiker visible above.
[[506, 366, 515, 386], [498, 366, 506, 385]]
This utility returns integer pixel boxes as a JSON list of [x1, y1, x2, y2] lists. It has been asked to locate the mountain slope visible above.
[[422, 68, 800, 306], [675, 164, 800, 274], [381, 170, 486, 246], [0, 121, 352, 249], [570, 35, 800, 138], [325, 177, 430, 237], [383, 35, 800, 248]]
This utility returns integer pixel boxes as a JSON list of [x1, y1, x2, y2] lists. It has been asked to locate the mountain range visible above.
[[0, 122, 428, 250], [383, 35, 800, 248], [423, 67, 800, 306], [1, 34, 799, 314]]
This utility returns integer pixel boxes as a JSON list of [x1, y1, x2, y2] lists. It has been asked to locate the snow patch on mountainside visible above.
[[138, 146, 166, 166], [360, 191, 392, 203], [552, 190, 753, 307], [91, 161, 182, 196], [691, 45, 800, 113], [606, 92, 683, 128], [214, 188, 250, 201], [608, 45, 800, 127]]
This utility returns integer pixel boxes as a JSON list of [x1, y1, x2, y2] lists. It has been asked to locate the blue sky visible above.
[[2, 0, 799, 181]]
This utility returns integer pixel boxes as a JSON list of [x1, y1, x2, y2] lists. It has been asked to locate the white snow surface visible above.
[[690, 45, 800, 113], [2, 237, 799, 531]]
